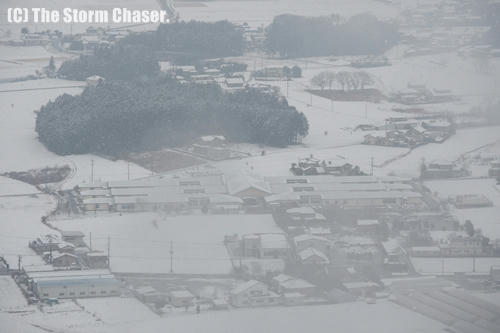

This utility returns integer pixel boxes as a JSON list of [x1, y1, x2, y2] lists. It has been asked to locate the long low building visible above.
[[77, 173, 421, 212], [28, 269, 120, 300], [265, 190, 424, 209]]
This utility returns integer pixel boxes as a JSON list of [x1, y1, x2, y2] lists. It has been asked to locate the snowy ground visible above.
[[77, 297, 158, 325], [0, 0, 500, 331], [100, 300, 446, 333], [411, 256, 500, 275], [50, 213, 283, 275], [1, 299, 448, 333], [474, 292, 500, 307], [0, 188, 56, 269], [0, 275, 27, 310], [0, 78, 152, 189]]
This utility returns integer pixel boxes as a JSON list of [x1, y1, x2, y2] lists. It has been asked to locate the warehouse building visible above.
[[28, 269, 120, 300]]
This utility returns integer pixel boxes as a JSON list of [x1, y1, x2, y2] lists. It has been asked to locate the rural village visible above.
[[2, 0, 500, 333]]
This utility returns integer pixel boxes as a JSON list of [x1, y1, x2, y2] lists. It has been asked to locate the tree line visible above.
[[265, 13, 400, 57], [35, 78, 309, 156], [58, 20, 245, 81]]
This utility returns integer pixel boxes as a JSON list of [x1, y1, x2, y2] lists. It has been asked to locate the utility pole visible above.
[[17, 255, 22, 271], [286, 78, 289, 98], [127, 162, 130, 181], [107, 235, 111, 269], [370, 157, 374, 176], [49, 238, 53, 263], [91, 159, 94, 183], [170, 241, 174, 273]]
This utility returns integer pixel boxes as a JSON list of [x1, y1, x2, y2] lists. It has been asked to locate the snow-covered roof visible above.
[[82, 197, 113, 205], [230, 280, 263, 295], [260, 234, 289, 249], [357, 219, 379, 226], [294, 234, 329, 244], [298, 248, 329, 263], [272, 274, 294, 283], [343, 281, 379, 289], [286, 207, 316, 215], [169, 290, 194, 298], [60, 230, 84, 238], [411, 246, 441, 252], [279, 278, 315, 290], [266, 190, 422, 203], [226, 175, 271, 195]]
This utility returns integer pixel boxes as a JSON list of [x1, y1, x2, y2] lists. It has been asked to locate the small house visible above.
[[298, 247, 330, 265], [282, 292, 308, 306], [271, 274, 316, 295], [229, 280, 279, 307], [60, 231, 86, 247], [86, 75, 104, 87], [86, 252, 108, 269], [136, 286, 167, 304], [343, 281, 380, 297], [356, 219, 380, 234], [51, 253, 79, 267], [168, 290, 195, 307], [293, 234, 331, 254], [410, 246, 441, 257]]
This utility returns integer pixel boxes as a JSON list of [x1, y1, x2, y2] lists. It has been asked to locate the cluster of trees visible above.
[[265, 13, 400, 57], [35, 78, 308, 155], [311, 71, 374, 91], [58, 44, 160, 81], [253, 65, 302, 79], [58, 20, 245, 80]]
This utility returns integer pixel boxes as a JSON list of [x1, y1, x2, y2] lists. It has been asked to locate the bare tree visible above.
[[335, 71, 350, 91], [325, 71, 336, 90], [311, 72, 328, 90], [356, 71, 374, 89]]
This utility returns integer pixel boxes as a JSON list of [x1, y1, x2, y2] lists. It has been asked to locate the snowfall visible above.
[[1, 0, 500, 332]]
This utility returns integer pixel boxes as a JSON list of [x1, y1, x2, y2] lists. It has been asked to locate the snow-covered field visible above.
[[101, 300, 445, 333], [0, 0, 500, 331], [0, 275, 27, 310], [50, 214, 282, 275], [0, 191, 56, 268], [425, 178, 500, 240], [0, 77, 151, 189], [77, 297, 158, 324]]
